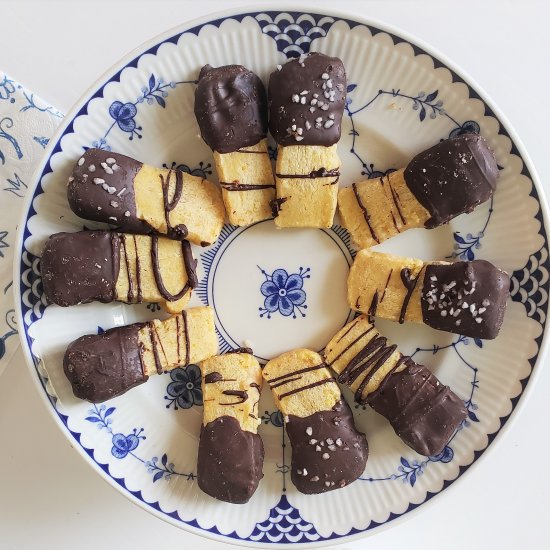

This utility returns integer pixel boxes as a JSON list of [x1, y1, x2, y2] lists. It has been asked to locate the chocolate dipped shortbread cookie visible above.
[[263, 349, 368, 494], [324, 315, 467, 456], [67, 148, 225, 246], [348, 250, 510, 339], [64, 306, 217, 402], [198, 350, 264, 503], [268, 53, 346, 227], [41, 230, 198, 313], [195, 65, 275, 226], [338, 134, 499, 248]]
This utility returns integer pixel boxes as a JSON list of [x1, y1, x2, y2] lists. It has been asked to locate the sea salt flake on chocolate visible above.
[[77, 157, 84, 166], [88, 164, 96, 172], [322, 453, 330, 460], [305, 426, 312, 436]]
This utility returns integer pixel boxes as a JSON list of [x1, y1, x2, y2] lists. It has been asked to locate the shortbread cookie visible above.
[[268, 53, 346, 228], [198, 350, 264, 503], [41, 230, 198, 313], [338, 134, 499, 248], [195, 65, 275, 226], [67, 148, 225, 246], [263, 349, 368, 494], [348, 249, 509, 339], [324, 315, 467, 456], [64, 306, 217, 402]]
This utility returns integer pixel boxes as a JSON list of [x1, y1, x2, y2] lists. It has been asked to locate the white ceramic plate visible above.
[[15, 8, 549, 548]]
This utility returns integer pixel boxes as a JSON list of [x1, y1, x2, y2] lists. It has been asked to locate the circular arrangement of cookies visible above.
[[41, 53, 509, 504]]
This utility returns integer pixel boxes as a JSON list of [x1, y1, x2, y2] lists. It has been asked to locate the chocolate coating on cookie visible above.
[[421, 260, 510, 339], [41, 231, 119, 306], [195, 65, 268, 153], [404, 134, 499, 228], [368, 362, 467, 456], [64, 323, 148, 402], [197, 416, 264, 504], [285, 400, 368, 494], [268, 53, 346, 146], [67, 149, 149, 233]]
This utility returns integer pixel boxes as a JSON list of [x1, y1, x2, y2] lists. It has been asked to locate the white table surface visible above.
[[1, 1, 549, 549]]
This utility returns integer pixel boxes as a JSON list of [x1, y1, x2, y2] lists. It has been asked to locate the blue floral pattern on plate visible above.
[[164, 364, 203, 410], [259, 267, 310, 319]]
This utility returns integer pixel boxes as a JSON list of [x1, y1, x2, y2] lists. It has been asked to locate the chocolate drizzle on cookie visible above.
[[151, 236, 197, 301], [268, 52, 346, 147], [267, 363, 336, 400], [270, 197, 287, 218], [275, 167, 340, 185], [220, 390, 248, 406], [352, 182, 379, 244], [195, 64, 268, 154], [204, 371, 223, 384], [285, 400, 368, 494], [325, 324, 406, 405], [398, 266, 425, 323], [404, 134, 499, 228], [219, 182, 276, 192], [159, 170, 189, 240]]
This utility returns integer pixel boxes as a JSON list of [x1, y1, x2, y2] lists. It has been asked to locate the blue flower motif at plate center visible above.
[[258, 266, 310, 319]]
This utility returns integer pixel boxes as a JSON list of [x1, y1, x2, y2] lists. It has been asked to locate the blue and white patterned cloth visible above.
[[0, 73, 62, 376]]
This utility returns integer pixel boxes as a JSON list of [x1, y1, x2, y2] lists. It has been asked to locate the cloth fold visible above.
[[0, 72, 63, 376]]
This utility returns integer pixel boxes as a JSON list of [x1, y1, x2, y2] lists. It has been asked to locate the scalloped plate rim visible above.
[[13, 5, 550, 548]]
